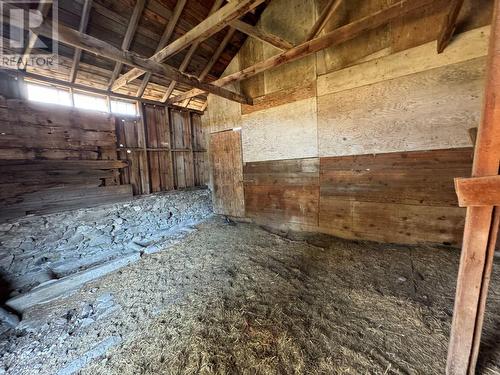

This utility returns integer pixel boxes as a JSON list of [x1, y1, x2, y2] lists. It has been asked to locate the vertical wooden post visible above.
[[137, 102, 151, 194], [446, 1, 500, 373]]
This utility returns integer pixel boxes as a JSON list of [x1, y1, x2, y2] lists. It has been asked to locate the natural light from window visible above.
[[26, 82, 138, 117], [73, 92, 108, 112], [27, 83, 72, 106], [111, 99, 137, 116]]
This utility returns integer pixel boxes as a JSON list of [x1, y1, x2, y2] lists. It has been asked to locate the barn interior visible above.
[[0, 0, 500, 374]]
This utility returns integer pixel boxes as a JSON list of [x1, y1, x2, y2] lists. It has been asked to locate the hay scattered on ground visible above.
[[1, 216, 500, 374]]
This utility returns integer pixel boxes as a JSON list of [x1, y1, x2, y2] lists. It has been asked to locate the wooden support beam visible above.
[[112, 0, 266, 91], [181, 27, 237, 108], [69, 0, 93, 83], [108, 0, 146, 89], [437, 0, 465, 53], [306, 0, 343, 41], [27, 18, 251, 105], [135, 0, 187, 97], [230, 19, 294, 51], [167, 0, 435, 104], [18, 2, 52, 70], [161, 0, 225, 102], [446, 0, 500, 373], [455, 176, 500, 207]]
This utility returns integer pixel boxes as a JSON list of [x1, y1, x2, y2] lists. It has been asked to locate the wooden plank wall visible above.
[[0, 97, 132, 221], [244, 158, 319, 228], [318, 148, 473, 246], [243, 148, 473, 245], [209, 130, 245, 217], [118, 104, 208, 195]]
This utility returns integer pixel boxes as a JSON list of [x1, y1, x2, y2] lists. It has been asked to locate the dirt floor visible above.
[[1, 216, 500, 375]]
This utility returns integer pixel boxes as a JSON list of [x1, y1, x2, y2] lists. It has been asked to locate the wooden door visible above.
[[209, 130, 245, 217]]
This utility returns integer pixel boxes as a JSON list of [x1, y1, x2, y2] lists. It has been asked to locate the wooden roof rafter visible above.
[[161, 0, 226, 103], [107, 0, 146, 90], [183, 26, 238, 108], [6, 5, 253, 105], [135, 0, 188, 98], [437, 0, 465, 53], [68, 0, 93, 83], [306, 0, 343, 41], [111, 0, 267, 92]]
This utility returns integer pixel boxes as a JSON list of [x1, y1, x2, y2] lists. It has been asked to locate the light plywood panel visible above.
[[206, 55, 242, 134], [315, 0, 392, 76], [318, 58, 485, 157], [317, 26, 489, 97], [260, 0, 317, 94], [242, 97, 318, 162]]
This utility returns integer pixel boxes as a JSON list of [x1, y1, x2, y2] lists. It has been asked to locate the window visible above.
[[111, 99, 137, 116], [73, 92, 109, 112], [27, 83, 72, 106], [26, 82, 139, 116]]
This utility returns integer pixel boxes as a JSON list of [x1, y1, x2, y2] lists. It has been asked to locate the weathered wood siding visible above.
[[0, 98, 131, 220], [209, 130, 245, 217]]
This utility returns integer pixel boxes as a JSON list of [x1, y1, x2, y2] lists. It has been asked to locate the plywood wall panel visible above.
[[242, 97, 318, 162], [315, 0, 392, 76], [318, 58, 484, 157], [317, 26, 489, 97], [260, 0, 316, 94], [206, 56, 242, 134]]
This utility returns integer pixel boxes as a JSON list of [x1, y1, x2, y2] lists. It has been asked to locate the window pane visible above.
[[110, 99, 137, 116], [27, 83, 72, 106], [73, 92, 108, 112]]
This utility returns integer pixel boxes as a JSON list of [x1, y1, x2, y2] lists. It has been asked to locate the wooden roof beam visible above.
[[167, 0, 435, 104], [181, 27, 237, 108], [26, 18, 251, 105], [229, 19, 294, 51], [437, 0, 465, 53], [112, 0, 266, 91], [161, 0, 225, 103], [306, 0, 343, 41], [135, 0, 187, 97], [107, 0, 146, 89], [69, 0, 93, 83]]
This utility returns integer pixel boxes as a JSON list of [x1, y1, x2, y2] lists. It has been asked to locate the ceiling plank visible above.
[[161, 0, 225, 103], [18, 2, 52, 70], [437, 0, 465, 53], [229, 19, 294, 51], [112, 0, 266, 91], [107, 0, 146, 89], [24, 17, 251, 105], [69, 0, 93, 83], [306, 0, 343, 41], [135, 0, 188, 97], [167, 0, 435, 104]]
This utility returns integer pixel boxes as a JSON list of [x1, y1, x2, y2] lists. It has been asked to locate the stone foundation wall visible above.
[[0, 188, 213, 296]]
